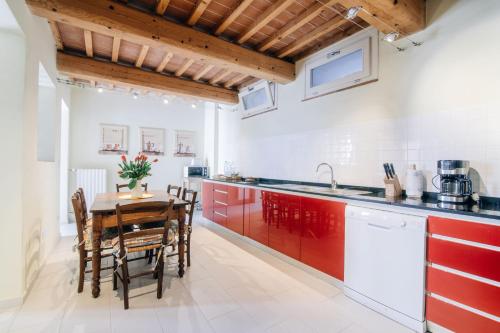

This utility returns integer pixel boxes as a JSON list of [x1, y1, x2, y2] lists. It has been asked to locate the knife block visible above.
[[384, 176, 402, 198]]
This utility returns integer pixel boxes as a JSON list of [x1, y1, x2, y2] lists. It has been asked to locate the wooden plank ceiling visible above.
[[26, 0, 425, 104]]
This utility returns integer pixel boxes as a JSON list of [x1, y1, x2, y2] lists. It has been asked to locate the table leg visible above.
[[177, 206, 186, 278], [92, 213, 103, 298]]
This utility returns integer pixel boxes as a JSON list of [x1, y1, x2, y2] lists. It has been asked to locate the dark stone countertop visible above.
[[205, 177, 500, 221]]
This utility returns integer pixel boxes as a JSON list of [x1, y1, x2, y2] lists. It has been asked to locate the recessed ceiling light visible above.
[[97, 87, 104, 93], [133, 92, 138, 100], [383, 31, 400, 43], [163, 98, 169, 104], [345, 6, 361, 20], [191, 104, 196, 109]]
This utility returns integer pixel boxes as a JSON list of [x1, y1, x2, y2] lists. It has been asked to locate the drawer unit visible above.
[[426, 216, 500, 333]]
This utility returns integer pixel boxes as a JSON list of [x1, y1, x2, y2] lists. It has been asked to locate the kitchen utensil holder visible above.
[[384, 176, 402, 198]]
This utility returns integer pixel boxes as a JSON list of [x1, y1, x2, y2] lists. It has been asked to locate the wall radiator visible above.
[[74, 169, 107, 214]]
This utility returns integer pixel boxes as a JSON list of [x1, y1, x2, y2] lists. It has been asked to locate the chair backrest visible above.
[[182, 188, 197, 226], [115, 200, 175, 254], [167, 184, 182, 198], [71, 191, 87, 250], [116, 183, 148, 192], [76, 187, 89, 220]]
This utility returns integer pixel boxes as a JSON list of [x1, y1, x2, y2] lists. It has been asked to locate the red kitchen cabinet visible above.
[[268, 192, 301, 260], [300, 197, 345, 281], [202, 181, 214, 221], [245, 188, 269, 245], [226, 185, 245, 235], [213, 184, 228, 227]]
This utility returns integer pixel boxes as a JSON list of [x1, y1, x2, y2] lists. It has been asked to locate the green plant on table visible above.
[[118, 153, 158, 189]]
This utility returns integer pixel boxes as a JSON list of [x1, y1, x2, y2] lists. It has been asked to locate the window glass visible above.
[[311, 49, 363, 88], [242, 87, 267, 110]]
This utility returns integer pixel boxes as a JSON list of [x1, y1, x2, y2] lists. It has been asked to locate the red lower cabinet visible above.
[[226, 185, 244, 235], [300, 197, 345, 281], [245, 188, 269, 245], [268, 192, 301, 260], [202, 181, 214, 221]]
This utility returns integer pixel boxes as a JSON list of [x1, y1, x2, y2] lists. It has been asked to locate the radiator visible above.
[[74, 169, 107, 214]]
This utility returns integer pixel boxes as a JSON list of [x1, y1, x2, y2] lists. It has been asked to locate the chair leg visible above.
[[113, 256, 118, 291], [144, 250, 150, 261], [187, 233, 191, 267], [157, 249, 164, 299], [121, 260, 129, 309], [153, 248, 159, 279], [78, 250, 85, 293], [148, 249, 154, 264]]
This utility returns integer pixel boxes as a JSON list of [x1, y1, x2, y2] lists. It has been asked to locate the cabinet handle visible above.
[[214, 211, 227, 218], [368, 222, 392, 230], [215, 189, 228, 194], [214, 200, 228, 206]]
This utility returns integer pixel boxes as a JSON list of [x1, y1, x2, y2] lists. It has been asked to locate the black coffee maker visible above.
[[433, 160, 473, 210]]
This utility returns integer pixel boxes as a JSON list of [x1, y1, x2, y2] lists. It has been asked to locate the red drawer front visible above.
[[427, 266, 500, 317], [214, 199, 228, 211], [427, 237, 500, 282], [214, 190, 228, 204], [213, 209, 227, 227], [426, 296, 500, 333], [428, 216, 500, 247], [213, 183, 228, 192]]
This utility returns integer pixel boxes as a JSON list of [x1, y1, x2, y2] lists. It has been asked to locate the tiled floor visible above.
[[0, 215, 413, 333]]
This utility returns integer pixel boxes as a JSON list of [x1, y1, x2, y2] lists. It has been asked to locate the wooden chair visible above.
[[168, 188, 197, 267], [71, 191, 114, 293], [167, 184, 182, 198], [112, 200, 176, 309], [116, 183, 148, 192]]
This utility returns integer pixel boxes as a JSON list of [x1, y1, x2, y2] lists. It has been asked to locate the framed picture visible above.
[[99, 124, 128, 154], [174, 130, 196, 157], [140, 127, 165, 155]]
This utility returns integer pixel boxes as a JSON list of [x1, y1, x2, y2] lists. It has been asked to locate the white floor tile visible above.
[[14, 215, 414, 333]]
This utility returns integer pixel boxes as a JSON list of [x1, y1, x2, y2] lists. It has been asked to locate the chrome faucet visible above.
[[316, 163, 337, 190]]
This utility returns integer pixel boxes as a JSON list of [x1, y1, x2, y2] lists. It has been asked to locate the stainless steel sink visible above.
[[263, 184, 372, 196]]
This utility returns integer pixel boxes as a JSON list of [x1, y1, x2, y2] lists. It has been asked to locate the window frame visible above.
[[239, 80, 278, 119], [303, 28, 379, 100]]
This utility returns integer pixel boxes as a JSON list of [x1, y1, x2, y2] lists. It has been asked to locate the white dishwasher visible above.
[[344, 205, 427, 333]]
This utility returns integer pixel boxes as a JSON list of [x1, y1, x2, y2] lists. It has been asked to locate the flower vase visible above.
[[131, 179, 143, 199]]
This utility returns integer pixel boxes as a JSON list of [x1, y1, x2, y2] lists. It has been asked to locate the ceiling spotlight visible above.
[[191, 104, 197, 109], [163, 98, 169, 104], [383, 31, 400, 43], [97, 87, 104, 93], [133, 92, 138, 100], [345, 6, 361, 20]]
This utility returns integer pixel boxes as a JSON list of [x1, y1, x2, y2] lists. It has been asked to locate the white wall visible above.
[[70, 88, 205, 194], [0, 0, 71, 305], [217, 0, 500, 197]]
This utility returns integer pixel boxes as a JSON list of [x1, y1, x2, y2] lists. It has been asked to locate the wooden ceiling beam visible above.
[[111, 36, 121, 62], [237, 0, 295, 44], [187, 0, 213, 26], [83, 30, 93, 57], [156, 51, 173, 72], [26, 0, 295, 84], [48, 21, 63, 50], [209, 69, 231, 85], [192, 64, 214, 81], [214, 0, 253, 36], [224, 74, 247, 89], [276, 15, 345, 58], [258, 0, 337, 52], [155, 0, 170, 15], [57, 52, 238, 104], [336, 0, 425, 35], [175, 58, 194, 77], [135, 45, 150, 67]]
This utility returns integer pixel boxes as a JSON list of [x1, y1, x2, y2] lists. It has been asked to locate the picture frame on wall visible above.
[[140, 127, 165, 156], [99, 123, 128, 155], [174, 130, 196, 157]]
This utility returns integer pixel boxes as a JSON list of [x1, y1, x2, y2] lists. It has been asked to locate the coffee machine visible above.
[[434, 160, 473, 209]]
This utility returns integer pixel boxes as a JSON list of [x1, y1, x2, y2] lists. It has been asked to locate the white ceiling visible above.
[[0, 0, 21, 33]]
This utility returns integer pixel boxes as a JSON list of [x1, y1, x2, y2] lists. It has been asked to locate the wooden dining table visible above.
[[89, 190, 189, 298]]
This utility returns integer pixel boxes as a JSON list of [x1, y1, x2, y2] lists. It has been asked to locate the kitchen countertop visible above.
[[205, 177, 500, 221]]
